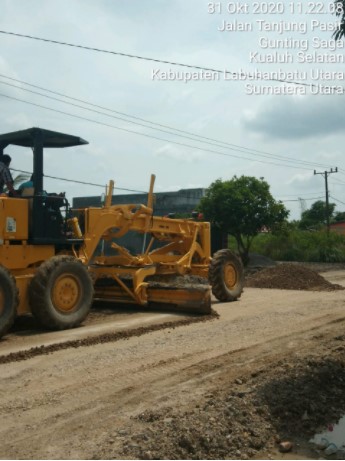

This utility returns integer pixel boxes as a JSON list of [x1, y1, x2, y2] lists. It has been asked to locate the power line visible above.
[[0, 29, 337, 91], [281, 196, 324, 203], [10, 167, 326, 205], [0, 74, 334, 168], [0, 91, 314, 171], [0, 73, 334, 170], [330, 177, 345, 186], [330, 195, 345, 206], [11, 168, 147, 193], [8, 78, 314, 167], [277, 190, 324, 198], [12, 168, 205, 200]]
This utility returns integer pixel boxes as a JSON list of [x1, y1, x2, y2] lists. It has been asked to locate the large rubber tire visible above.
[[29, 255, 94, 330], [0, 266, 19, 339], [209, 249, 244, 302]]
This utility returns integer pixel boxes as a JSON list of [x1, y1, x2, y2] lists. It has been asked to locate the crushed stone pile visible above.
[[102, 345, 345, 460], [245, 263, 344, 291]]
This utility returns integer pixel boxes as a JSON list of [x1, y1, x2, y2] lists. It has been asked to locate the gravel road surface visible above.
[[0, 266, 344, 459]]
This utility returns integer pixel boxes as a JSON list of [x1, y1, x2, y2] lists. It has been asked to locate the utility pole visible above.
[[314, 167, 338, 233]]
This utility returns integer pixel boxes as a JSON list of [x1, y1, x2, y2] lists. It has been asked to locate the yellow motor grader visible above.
[[0, 127, 244, 338]]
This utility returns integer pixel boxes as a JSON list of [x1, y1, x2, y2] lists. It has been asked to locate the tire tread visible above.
[[0, 265, 19, 338], [29, 255, 94, 330], [209, 249, 244, 302]]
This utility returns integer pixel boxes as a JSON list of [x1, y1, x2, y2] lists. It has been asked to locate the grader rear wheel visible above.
[[0, 265, 19, 339], [29, 255, 94, 330], [209, 249, 244, 302]]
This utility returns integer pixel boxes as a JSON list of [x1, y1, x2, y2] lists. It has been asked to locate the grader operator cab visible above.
[[0, 127, 244, 339]]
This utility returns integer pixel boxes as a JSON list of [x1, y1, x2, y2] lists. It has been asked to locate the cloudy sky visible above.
[[1, 0, 345, 219]]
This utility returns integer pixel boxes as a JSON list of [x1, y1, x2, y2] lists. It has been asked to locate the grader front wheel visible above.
[[29, 255, 94, 330], [209, 249, 244, 302], [0, 266, 19, 339]]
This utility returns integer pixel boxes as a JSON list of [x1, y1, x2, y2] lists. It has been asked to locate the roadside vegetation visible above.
[[250, 200, 345, 263], [199, 176, 345, 264], [245, 229, 345, 263], [199, 176, 288, 264]]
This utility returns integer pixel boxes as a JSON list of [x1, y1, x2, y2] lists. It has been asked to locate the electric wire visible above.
[[1, 91, 314, 171], [330, 195, 345, 206], [282, 196, 325, 203], [337, 169, 345, 178], [10, 171, 326, 204], [11, 166, 325, 205], [1, 32, 341, 199], [11, 168, 147, 193], [7, 78, 310, 167], [330, 177, 345, 186], [277, 190, 325, 198], [0, 73, 335, 170], [0, 30, 339, 91]]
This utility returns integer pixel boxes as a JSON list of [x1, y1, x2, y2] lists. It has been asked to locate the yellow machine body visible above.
[[0, 175, 244, 339], [66, 176, 213, 311], [0, 197, 29, 241], [0, 197, 55, 315], [0, 177, 213, 320], [0, 128, 243, 339]]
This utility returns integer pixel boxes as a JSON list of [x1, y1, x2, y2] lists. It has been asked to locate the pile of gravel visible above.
[[100, 346, 345, 460], [245, 263, 344, 291]]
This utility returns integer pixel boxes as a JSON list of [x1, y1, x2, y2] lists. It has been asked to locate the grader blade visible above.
[[147, 285, 212, 314], [93, 278, 211, 314]]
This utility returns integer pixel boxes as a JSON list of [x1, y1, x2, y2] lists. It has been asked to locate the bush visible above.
[[234, 230, 345, 263]]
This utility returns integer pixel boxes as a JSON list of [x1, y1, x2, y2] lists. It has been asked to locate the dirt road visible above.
[[0, 269, 344, 459]]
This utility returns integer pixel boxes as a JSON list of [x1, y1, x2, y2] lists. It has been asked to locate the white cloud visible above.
[[154, 144, 204, 162], [0, 0, 344, 222], [287, 171, 315, 188], [242, 95, 345, 140]]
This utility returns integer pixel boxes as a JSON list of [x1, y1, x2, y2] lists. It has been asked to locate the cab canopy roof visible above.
[[0, 127, 88, 149]]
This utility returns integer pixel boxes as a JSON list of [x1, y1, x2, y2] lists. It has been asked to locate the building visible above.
[[329, 222, 345, 235], [73, 188, 205, 216], [73, 188, 206, 254]]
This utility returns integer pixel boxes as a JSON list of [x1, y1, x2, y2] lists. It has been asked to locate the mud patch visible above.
[[245, 264, 345, 291]]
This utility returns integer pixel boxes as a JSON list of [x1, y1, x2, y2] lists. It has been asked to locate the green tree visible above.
[[299, 200, 336, 229], [199, 176, 289, 263], [333, 1, 345, 39], [333, 210, 345, 222]]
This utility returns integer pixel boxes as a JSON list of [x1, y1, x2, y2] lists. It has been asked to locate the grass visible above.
[[229, 230, 345, 263]]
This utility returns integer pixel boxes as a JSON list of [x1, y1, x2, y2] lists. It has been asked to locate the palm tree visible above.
[[13, 173, 31, 188], [334, 1, 345, 39], [4, 172, 31, 193]]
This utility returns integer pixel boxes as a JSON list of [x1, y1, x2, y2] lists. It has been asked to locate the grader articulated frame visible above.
[[71, 175, 213, 312], [0, 127, 244, 339]]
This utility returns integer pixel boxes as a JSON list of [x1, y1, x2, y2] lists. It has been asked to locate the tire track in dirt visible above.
[[5, 314, 344, 423], [1, 281, 345, 460], [3, 315, 344, 460], [0, 311, 218, 365]]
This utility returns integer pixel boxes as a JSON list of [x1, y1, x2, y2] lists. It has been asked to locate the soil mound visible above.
[[111, 344, 345, 460], [245, 253, 276, 276], [245, 263, 344, 291]]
